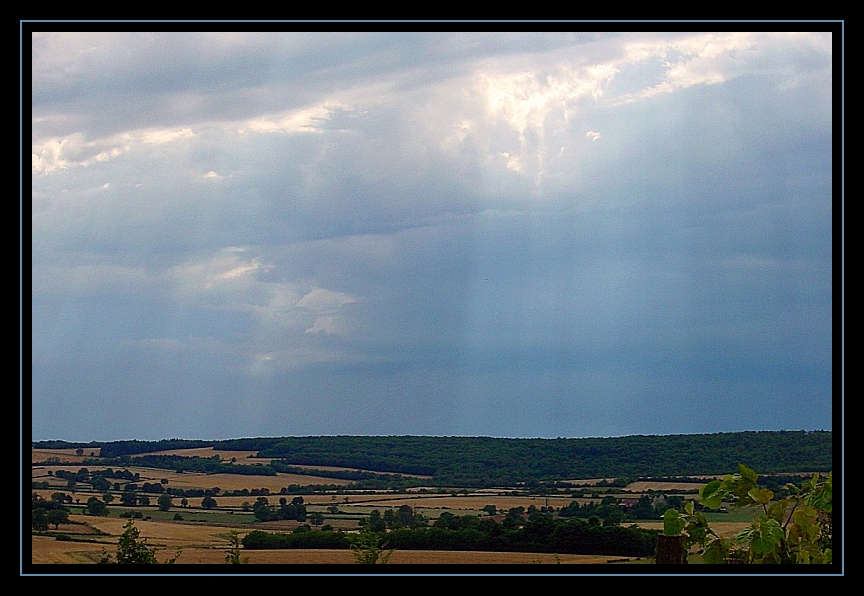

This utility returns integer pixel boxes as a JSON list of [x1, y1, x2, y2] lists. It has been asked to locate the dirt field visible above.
[[30, 510, 660, 566], [30, 514, 641, 566], [31, 537, 635, 565], [632, 521, 749, 539], [32, 448, 102, 464], [28, 447, 747, 568], [32, 464, 353, 491], [624, 481, 706, 492]]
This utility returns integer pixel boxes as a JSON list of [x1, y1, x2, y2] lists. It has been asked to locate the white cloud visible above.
[[31, 139, 70, 174], [170, 248, 268, 292], [240, 103, 343, 135], [221, 263, 260, 280], [32, 126, 197, 175], [297, 286, 357, 310], [305, 315, 339, 335], [475, 64, 616, 143]]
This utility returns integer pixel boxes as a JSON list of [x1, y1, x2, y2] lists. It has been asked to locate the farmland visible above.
[[32, 517, 634, 565], [30, 449, 739, 567], [29, 432, 831, 569]]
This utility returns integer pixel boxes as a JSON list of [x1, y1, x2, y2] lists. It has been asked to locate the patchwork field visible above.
[[29, 446, 752, 567], [31, 514, 645, 565], [32, 464, 353, 492]]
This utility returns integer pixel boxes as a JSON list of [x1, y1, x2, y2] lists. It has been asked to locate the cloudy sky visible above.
[[29, 30, 835, 442]]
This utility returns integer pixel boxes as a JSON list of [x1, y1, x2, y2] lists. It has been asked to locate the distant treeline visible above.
[[242, 515, 660, 558], [39, 439, 213, 457], [34, 430, 831, 488]]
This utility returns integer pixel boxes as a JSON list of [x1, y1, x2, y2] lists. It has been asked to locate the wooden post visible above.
[[655, 534, 686, 564]]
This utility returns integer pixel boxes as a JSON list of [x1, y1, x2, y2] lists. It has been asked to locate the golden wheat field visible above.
[[31, 507, 748, 566], [30, 447, 729, 567], [31, 518, 639, 565], [133, 448, 433, 478]]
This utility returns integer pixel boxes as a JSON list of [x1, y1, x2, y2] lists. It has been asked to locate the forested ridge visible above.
[[34, 430, 831, 488]]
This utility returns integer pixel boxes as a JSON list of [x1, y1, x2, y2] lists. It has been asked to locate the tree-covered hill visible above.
[[34, 430, 831, 488]]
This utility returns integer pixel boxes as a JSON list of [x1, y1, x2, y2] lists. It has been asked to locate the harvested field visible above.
[[127, 448, 433, 478], [624, 481, 706, 492], [560, 478, 618, 485], [32, 465, 351, 490], [144, 470, 352, 491], [31, 515, 644, 566], [32, 448, 101, 464], [129, 447, 262, 463], [31, 538, 634, 565], [152, 549, 634, 565], [309, 494, 577, 511], [633, 521, 750, 539]]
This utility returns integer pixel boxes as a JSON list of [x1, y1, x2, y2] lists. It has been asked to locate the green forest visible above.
[[34, 430, 831, 488]]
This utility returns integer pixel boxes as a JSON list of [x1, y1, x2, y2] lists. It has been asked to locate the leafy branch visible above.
[[663, 463, 832, 564], [350, 532, 395, 564]]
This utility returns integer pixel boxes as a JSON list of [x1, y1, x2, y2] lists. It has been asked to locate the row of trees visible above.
[[251, 496, 307, 522], [241, 513, 659, 558], [31, 494, 70, 531]]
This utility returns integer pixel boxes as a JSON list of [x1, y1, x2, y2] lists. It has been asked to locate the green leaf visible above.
[[747, 487, 774, 505], [685, 514, 711, 546], [699, 481, 724, 509], [701, 536, 730, 565], [663, 508, 685, 536], [747, 518, 784, 555], [791, 508, 821, 542], [766, 499, 789, 522], [738, 463, 758, 483]]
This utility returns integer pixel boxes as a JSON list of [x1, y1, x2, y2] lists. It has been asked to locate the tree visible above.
[[32, 508, 49, 532], [351, 533, 394, 564], [276, 496, 307, 521], [253, 496, 272, 521], [46, 508, 69, 529], [32, 493, 68, 531], [101, 519, 158, 564], [201, 495, 217, 509], [90, 476, 111, 492], [85, 496, 108, 516], [398, 504, 422, 527], [100, 519, 181, 565], [157, 494, 173, 512], [224, 530, 248, 564], [366, 509, 386, 532]]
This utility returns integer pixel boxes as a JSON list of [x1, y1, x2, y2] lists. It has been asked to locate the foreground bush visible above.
[[663, 464, 832, 564]]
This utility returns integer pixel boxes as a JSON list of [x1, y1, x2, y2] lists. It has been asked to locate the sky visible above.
[[28, 29, 837, 443]]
